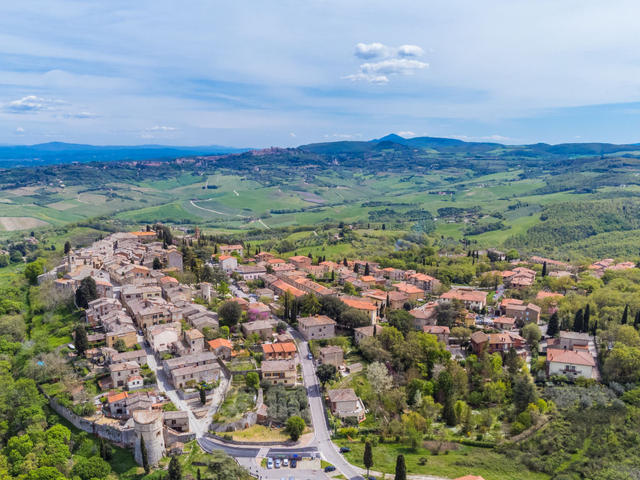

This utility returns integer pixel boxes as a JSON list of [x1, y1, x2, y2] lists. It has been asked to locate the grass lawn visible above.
[[334, 439, 549, 480], [232, 424, 290, 442]]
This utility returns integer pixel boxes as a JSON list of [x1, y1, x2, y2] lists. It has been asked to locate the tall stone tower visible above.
[[133, 410, 165, 466]]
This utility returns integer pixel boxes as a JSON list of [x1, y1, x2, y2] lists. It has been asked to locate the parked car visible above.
[[267, 458, 274, 469], [290, 459, 297, 468], [339, 446, 351, 453], [324, 465, 336, 472], [283, 458, 289, 467], [275, 458, 281, 468], [307, 353, 313, 360]]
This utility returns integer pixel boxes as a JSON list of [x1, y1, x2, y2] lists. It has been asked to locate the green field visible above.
[[335, 439, 549, 480]]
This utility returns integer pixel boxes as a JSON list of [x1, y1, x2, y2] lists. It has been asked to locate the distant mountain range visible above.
[[0, 142, 248, 168], [2, 135, 640, 169], [299, 134, 640, 157]]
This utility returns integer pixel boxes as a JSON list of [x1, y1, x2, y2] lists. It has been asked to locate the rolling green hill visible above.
[[2, 134, 640, 260]]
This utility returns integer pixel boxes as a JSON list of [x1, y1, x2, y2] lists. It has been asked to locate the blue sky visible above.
[[1, 0, 640, 147]]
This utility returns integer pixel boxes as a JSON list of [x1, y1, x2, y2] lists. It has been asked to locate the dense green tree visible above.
[[218, 301, 242, 327], [513, 375, 537, 413], [387, 309, 414, 336], [74, 324, 89, 356], [63, 241, 71, 254], [300, 293, 320, 316], [522, 323, 542, 348], [71, 455, 111, 480], [505, 347, 520, 376], [75, 276, 97, 308], [24, 259, 45, 285], [199, 386, 207, 405], [245, 371, 260, 391], [152, 257, 162, 269], [113, 338, 126, 353], [316, 363, 337, 386], [285, 415, 305, 441], [340, 308, 370, 328]]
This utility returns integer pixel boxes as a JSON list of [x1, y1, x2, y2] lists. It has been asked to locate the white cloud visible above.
[[346, 43, 428, 83], [63, 111, 98, 119], [289, 132, 296, 137], [397, 131, 416, 138], [343, 72, 389, 84], [354, 42, 391, 59], [361, 58, 428, 76], [323, 133, 362, 139], [147, 125, 177, 131], [15, 126, 25, 134], [5, 95, 65, 113], [397, 45, 425, 57]]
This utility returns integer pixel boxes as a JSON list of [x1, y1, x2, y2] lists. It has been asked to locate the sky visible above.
[[1, 0, 640, 147]]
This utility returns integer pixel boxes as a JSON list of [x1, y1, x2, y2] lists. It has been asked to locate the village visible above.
[[35, 226, 631, 480]]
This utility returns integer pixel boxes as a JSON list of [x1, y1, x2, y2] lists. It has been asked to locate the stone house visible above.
[[261, 360, 296, 386], [327, 388, 366, 422], [207, 338, 233, 360], [422, 325, 450, 344], [298, 315, 336, 340], [318, 345, 344, 367], [163, 410, 189, 432], [109, 361, 140, 388]]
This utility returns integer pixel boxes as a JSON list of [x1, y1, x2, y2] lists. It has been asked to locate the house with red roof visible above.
[[547, 348, 595, 379]]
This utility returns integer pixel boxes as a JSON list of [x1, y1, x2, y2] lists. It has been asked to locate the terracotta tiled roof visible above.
[[208, 338, 232, 350], [547, 349, 595, 367]]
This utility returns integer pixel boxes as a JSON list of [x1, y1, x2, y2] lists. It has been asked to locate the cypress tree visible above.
[[197, 468, 201, 480], [635, 311, 640, 330], [343, 257, 348, 267], [573, 309, 584, 333], [591, 319, 598, 336], [363, 441, 373, 477], [622, 304, 629, 325], [364, 263, 370, 276], [547, 312, 559, 337], [354, 263, 359, 274], [583, 304, 591, 333], [395, 454, 407, 480], [199, 386, 206, 405], [74, 325, 89, 356], [64, 241, 71, 254], [140, 437, 150, 474], [168, 455, 182, 480], [542, 261, 547, 277]]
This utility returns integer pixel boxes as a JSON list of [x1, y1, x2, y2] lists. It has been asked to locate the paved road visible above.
[[290, 329, 365, 480]]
